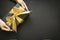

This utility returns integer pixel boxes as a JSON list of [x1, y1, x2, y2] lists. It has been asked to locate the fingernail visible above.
[[10, 29, 13, 31]]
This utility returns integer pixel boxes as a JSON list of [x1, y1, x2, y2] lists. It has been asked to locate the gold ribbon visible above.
[[6, 6, 25, 32]]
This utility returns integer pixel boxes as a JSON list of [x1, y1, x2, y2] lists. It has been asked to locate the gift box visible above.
[[2, 3, 30, 32]]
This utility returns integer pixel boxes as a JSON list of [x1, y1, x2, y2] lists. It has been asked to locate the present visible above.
[[2, 3, 30, 32]]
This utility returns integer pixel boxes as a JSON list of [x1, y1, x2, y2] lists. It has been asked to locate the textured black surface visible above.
[[0, 0, 60, 40]]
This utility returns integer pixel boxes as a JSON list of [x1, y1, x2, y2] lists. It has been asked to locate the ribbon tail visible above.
[[12, 17, 17, 32], [9, 9, 14, 14], [20, 11, 30, 14], [16, 16, 23, 23]]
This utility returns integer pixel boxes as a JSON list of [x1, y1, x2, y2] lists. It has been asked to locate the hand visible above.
[[0, 19, 12, 31], [15, 0, 23, 3]]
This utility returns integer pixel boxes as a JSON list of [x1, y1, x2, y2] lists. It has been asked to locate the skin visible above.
[[0, 19, 12, 31], [15, 0, 30, 12]]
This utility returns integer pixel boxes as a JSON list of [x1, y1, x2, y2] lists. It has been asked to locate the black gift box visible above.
[[2, 2, 29, 32]]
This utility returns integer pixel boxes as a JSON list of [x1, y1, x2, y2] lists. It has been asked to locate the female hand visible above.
[[16, 0, 30, 11], [0, 19, 12, 31]]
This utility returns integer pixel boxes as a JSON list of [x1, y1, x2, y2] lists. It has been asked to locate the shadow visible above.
[[0, 30, 17, 40], [17, 14, 30, 32]]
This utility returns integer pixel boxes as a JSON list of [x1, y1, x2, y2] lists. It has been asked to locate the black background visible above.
[[0, 0, 60, 40]]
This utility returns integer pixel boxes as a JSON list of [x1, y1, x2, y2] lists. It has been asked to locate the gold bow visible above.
[[6, 6, 25, 32]]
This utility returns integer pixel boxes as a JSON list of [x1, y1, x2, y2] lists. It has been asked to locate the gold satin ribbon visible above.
[[6, 6, 25, 32]]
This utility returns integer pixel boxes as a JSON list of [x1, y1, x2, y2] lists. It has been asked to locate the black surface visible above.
[[0, 0, 60, 40]]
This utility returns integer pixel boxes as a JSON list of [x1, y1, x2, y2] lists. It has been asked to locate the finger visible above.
[[4, 24, 10, 29], [1, 26, 10, 31], [1, 25, 12, 31], [3, 23, 13, 31], [4, 25, 13, 31]]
